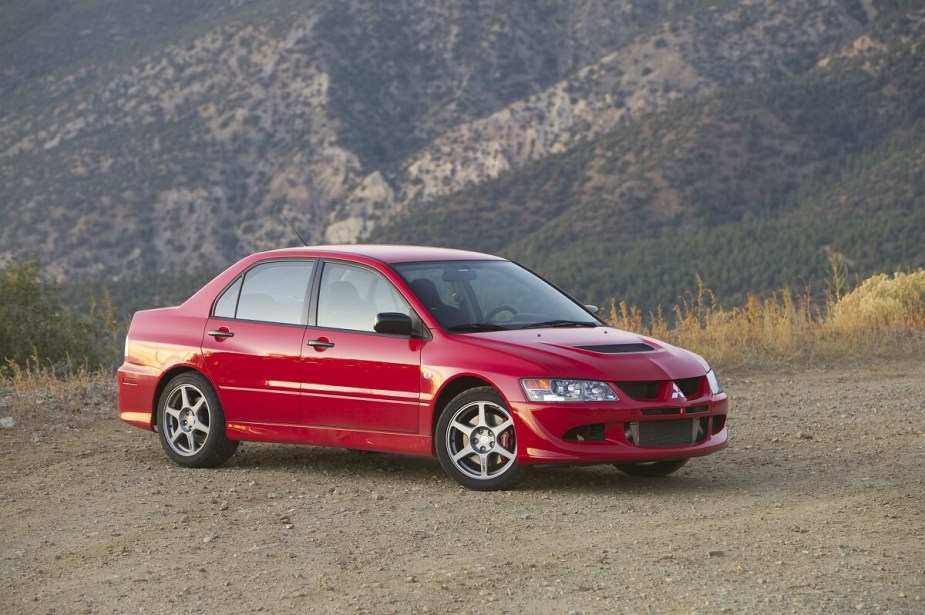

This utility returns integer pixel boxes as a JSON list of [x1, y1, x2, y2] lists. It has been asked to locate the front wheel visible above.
[[614, 458, 689, 477], [435, 387, 525, 491], [157, 372, 238, 468]]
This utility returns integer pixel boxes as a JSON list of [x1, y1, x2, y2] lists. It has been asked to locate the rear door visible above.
[[300, 260, 423, 433], [202, 259, 315, 425]]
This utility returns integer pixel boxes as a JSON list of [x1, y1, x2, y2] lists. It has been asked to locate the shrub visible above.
[[0, 259, 119, 373], [821, 269, 925, 355], [826, 269, 925, 334]]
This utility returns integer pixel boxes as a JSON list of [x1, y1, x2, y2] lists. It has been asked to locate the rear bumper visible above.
[[510, 395, 729, 464], [117, 362, 161, 431]]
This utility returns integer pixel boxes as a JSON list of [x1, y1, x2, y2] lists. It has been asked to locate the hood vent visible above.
[[575, 343, 654, 354]]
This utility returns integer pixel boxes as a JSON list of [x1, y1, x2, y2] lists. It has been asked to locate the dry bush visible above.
[[609, 268, 925, 370], [611, 278, 813, 368], [822, 269, 925, 355]]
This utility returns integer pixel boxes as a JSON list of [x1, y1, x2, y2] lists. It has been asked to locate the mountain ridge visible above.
[[1, 0, 923, 313]]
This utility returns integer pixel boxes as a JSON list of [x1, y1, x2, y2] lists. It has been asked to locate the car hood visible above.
[[453, 327, 708, 381]]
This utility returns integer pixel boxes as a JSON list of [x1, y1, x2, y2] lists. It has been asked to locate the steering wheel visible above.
[[485, 305, 517, 322]]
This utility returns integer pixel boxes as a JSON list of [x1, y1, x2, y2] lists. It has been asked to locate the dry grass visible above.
[[0, 355, 113, 422], [610, 264, 925, 370]]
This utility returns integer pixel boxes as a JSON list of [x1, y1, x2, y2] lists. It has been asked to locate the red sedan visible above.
[[118, 245, 728, 490]]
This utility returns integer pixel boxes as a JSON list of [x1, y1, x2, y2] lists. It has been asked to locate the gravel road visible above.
[[2, 359, 924, 614]]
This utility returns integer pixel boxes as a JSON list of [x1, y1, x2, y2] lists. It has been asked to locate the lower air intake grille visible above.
[[628, 419, 705, 447]]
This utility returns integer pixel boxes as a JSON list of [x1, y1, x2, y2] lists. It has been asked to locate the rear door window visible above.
[[213, 260, 315, 325]]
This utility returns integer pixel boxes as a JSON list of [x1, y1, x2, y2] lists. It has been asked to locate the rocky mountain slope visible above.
[[1, 0, 923, 309], [375, 5, 925, 306]]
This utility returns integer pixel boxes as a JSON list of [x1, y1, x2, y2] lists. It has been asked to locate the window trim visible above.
[[311, 259, 430, 339], [209, 258, 318, 327]]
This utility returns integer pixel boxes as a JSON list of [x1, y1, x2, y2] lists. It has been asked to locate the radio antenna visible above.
[[274, 201, 308, 247]]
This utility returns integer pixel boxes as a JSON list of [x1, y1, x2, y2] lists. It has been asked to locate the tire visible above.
[[157, 372, 238, 468], [614, 458, 689, 477], [435, 387, 525, 491]]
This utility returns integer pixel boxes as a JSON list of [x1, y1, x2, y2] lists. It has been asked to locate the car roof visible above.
[[258, 244, 506, 264], [181, 244, 507, 313]]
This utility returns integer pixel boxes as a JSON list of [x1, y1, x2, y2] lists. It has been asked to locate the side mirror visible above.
[[374, 312, 414, 336], [584, 304, 599, 314]]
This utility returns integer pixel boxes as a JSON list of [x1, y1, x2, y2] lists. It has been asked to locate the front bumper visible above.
[[509, 394, 728, 464]]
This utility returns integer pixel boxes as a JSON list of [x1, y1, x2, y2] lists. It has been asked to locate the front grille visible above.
[[676, 377, 703, 398], [617, 381, 661, 400], [618, 377, 706, 401], [627, 419, 706, 447]]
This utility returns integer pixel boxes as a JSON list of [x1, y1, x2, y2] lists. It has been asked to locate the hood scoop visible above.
[[575, 343, 654, 354]]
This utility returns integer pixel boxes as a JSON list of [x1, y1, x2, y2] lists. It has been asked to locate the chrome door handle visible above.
[[307, 339, 335, 348], [208, 329, 235, 338]]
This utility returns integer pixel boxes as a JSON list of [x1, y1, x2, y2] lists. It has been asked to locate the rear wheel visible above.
[[435, 387, 524, 491], [614, 458, 689, 477], [157, 372, 238, 468]]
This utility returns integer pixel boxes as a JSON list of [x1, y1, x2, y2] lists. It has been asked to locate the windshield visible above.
[[392, 260, 600, 332]]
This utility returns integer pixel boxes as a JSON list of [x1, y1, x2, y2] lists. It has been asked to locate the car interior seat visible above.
[[409, 278, 467, 327]]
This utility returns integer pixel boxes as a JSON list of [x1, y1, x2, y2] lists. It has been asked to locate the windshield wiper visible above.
[[518, 320, 598, 329], [445, 322, 510, 332]]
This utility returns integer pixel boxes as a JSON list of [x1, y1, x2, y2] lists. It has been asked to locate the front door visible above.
[[300, 261, 423, 433]]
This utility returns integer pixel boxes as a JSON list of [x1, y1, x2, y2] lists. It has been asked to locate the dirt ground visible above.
[[2, 359, 924, 614]]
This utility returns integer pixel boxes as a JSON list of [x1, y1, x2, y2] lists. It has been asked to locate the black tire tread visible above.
[[157, 372, 238, 468]]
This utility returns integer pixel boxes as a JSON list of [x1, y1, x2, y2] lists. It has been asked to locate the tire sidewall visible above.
[[435, 387, 525, 491], [157, 372, 236, 468]]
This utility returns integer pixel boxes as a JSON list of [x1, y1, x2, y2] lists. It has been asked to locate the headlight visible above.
[[521, 378, 619, 402], [706, 369, 723, 395]]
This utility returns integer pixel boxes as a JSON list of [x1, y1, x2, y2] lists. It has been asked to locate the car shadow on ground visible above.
[[520, 463, 751, 495], [170, 440, 780, 495]]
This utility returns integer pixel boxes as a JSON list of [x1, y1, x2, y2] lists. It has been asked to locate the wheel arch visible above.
[[429, 375, 496, 451], [151, 366, 209, 431]]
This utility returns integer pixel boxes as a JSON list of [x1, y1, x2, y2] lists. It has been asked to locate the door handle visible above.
[[307, 338, 335, 349], [208, 328, 235, 339]]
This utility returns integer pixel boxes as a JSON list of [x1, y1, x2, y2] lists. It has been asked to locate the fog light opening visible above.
[[563, 424, 606, 442]]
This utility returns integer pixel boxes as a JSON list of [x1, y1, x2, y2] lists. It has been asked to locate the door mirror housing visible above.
[[374, 312, 414, 336], [584, 304, 599, 314]]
